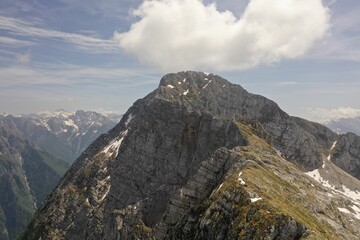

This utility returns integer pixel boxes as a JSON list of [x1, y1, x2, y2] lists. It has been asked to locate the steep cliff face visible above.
[[0, 121, 69, 240], [21, 71, 360, 239], [332, 133, 360, 179], [0, 110, 117, 240]]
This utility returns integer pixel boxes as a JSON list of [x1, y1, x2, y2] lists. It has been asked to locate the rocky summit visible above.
[[21, 71, 360, 239]]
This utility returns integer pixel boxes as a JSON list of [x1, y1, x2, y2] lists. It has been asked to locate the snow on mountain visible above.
[[325, 116, 360, 136], [2, 110, 119, 163]]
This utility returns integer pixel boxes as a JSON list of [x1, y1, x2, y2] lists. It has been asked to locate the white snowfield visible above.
[[101, 130, 128, 158], [125, 114, 134, 127], [305, 141, 360, 220]]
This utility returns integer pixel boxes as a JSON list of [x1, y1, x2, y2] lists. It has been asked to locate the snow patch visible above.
[[101, 130, 128, 158], [238, 172, 245, 185], [222, 84, 225, 88], [204, 72, 210, 76], [204, 78, 208, 81], [338, 207, 351, 214], [202, 83, 209, 89], [101, 137, 124, 157], [306, 169, 360, 202], [96, 175, 111, 202], [99, 186, 110, 202], [342, 185, 360, 201], [326, 154, 331, 162], [183, 89, 189, 95], [167, 84, 175, 89], [178, 81, 181, 85], [330, 141, 337, 150], [350, 205, 360, 220], [41, 120, 51, 131], [306, 169, 335, 189], [326, 141, 337, 163], [251, 197, 262, 203], [238, 178, 246, 185], [183, 78, 186, 82], [338, 205, 360, 220], [64, 119, 79, 130], [125, 114, 134, 126]]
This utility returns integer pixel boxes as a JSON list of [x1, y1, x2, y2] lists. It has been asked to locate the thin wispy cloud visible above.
[[0, 63, 158, 89], [0, 36, 34, 47], [115, 0, 330, 71], [0, 15, 119, 53], [16, 50, 31, 64], [276, 81, 300, 86], [58, 0, 139, 18]]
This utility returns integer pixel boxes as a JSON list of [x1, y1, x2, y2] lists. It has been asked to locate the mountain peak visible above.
[[159, 71, 226, 89], [152, 71, 286, 126], [21, 72, 360, 240]]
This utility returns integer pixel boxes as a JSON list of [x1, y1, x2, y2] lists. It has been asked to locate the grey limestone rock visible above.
[[20, 71, 360, 240]]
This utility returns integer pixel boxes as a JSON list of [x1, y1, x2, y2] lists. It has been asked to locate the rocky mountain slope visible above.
[[0, 111, 117, 240], [0, 120, 69, 240], [325, 116, 360, 135], [21, 72, 360, 239]]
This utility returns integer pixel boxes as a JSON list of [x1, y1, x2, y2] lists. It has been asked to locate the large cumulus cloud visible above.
[[114, 0, 330, 71]]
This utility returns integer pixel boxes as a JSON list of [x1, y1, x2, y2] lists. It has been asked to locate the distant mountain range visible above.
[[325, 116, 360, 136], [0, 110, 119, 240]]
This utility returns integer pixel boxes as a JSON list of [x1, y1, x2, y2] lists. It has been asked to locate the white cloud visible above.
[[0, 64, 158, 88], [0, 16, 118, 53], [16, 50, 31, 64], [309, 1, 360, 61], [114, 0, 330, 71], [308, 107, 360, 123], [0, 36, 34, 47]]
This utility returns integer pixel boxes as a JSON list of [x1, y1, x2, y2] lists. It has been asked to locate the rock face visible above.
[[21, 72, 360, 240], [0, 110, 117, 240], [0, 119, 69, 240], [332, 133, 360, 179]]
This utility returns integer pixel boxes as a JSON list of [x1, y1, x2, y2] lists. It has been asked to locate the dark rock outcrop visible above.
[[332, 132, 360, 179]]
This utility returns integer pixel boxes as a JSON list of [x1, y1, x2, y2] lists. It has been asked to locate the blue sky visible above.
[[0, 0, 359, 123]]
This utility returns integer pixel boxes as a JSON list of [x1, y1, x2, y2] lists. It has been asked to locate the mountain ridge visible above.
[[325, 116, 360, 136], [20, 71, 360, 239], [0, 110, 118, 240]]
